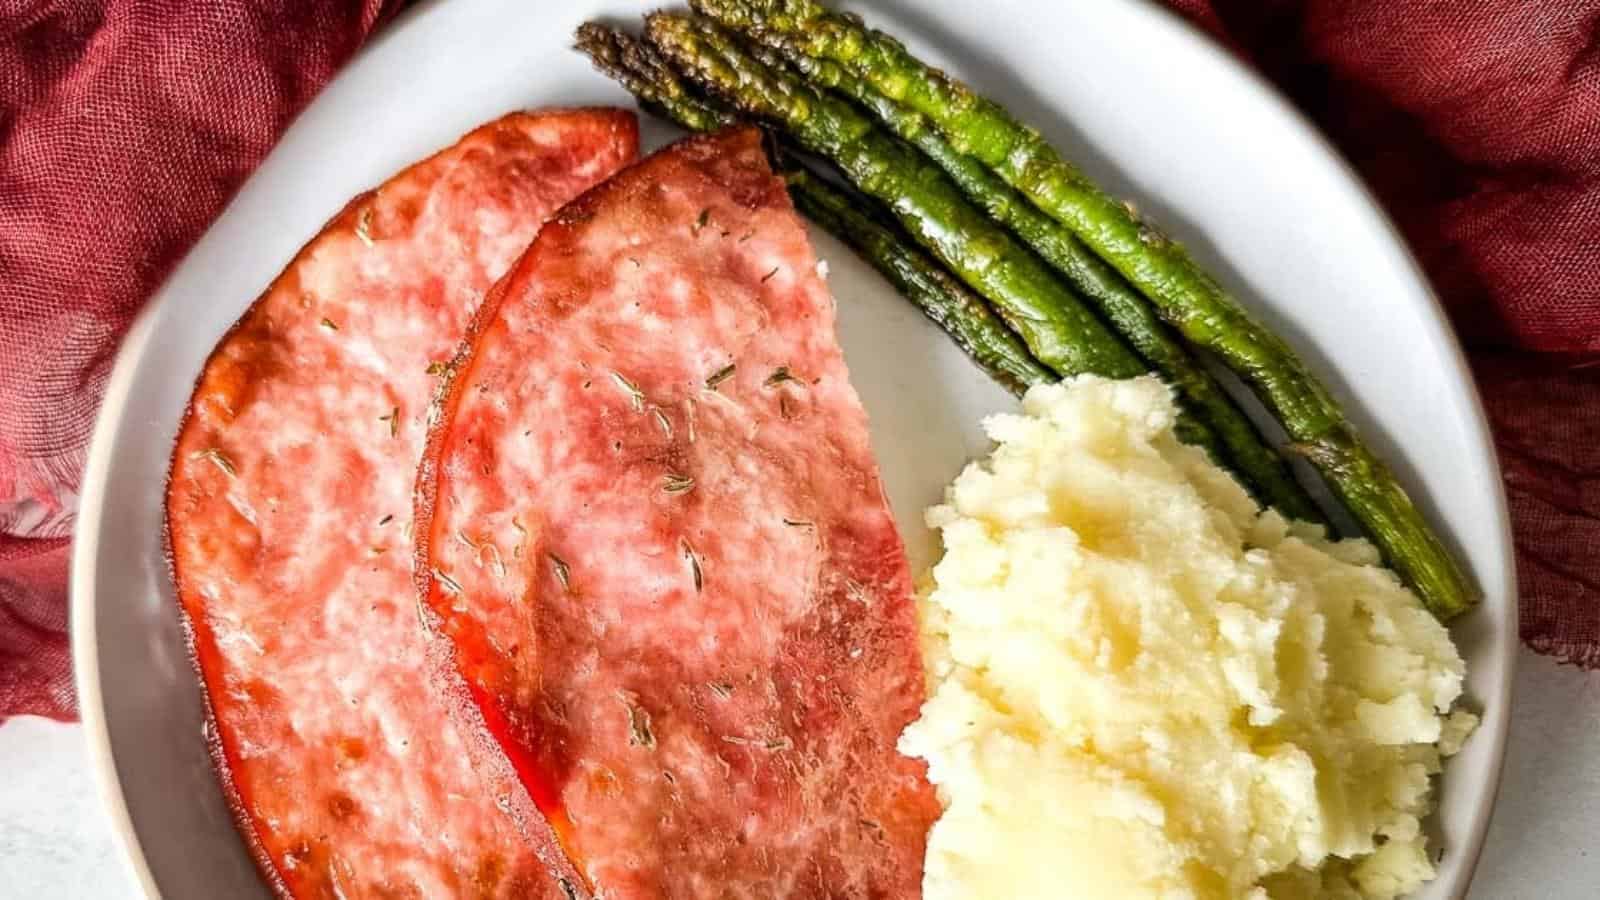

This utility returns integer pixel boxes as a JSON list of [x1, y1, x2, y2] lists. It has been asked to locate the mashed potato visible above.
[[903, 376, 1476, 900]]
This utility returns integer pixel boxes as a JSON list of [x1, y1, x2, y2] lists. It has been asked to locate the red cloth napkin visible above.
[[1, 1, 1596, 724], [0, 0, 403, 721]]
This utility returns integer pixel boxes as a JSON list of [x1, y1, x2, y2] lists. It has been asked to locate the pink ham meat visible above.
[[166, 109, 638, 899], [415, 126, 939, 898]]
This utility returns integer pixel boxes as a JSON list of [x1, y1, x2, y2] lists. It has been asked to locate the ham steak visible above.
[[166, 109, 638, 899], [415, 127, 939, 898]]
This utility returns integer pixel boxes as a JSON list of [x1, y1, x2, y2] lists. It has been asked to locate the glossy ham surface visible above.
[[166, 109, 638, 899], [415, 126, 938, 899]]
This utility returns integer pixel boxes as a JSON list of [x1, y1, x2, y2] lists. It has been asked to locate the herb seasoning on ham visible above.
[[166, 109, 638, 899], [416, 127, 938, 898]]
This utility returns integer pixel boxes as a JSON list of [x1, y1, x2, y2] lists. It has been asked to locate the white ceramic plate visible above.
[[71, 0, 1516, 896]]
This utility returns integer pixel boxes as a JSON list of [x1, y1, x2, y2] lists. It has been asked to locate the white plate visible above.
[[71, 0, 1515, 896]]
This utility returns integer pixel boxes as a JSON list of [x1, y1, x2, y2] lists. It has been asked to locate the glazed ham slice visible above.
[[415, 127, 938, 898], [166, 109, 638, 899]]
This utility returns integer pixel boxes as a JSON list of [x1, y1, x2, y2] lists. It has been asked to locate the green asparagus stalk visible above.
[[693, 0, 1476, 619], [576, 22, 736, 132], [645, 13, 1151, 387], [749, 42, 1322, 524], [784, 166, 1054, 395], [647, 12, 1301, 473], [575, 23, 1052, 395]]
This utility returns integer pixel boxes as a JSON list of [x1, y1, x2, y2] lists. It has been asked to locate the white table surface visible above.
[[3, 647, 1595, 898]]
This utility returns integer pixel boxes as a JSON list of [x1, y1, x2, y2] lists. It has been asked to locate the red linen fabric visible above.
[[0, 1, 404, 721]]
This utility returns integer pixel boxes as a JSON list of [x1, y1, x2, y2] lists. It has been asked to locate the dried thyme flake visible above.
[[662, 472, 695, 494], [610, 371, 645, 411], [432, 568, 463, 595], [617, 692, 656, 749], [760, 266, 780, 283], [692, 207, 711, 234], [845, 579, 870, 605], [511, 517, 527, 558], [482, 543, 506, 579], [651, 408, 673, 437], [548, 553, 571, 591], [738, 229, 755, 243], [782, 517, 813, 529], [704, 363, 736, 390], [319, 317, 339, 331], [378, 406, 399, 438], [764, 366, 798, 388], [191, 447, 237, 477], [681, 539, 703, 593], [707, 681, 733, 700], [378, 514, 393, 526], [355, 207, 375, 247]]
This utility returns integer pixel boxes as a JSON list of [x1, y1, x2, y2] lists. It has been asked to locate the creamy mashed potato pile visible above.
[[903, 376, 1476, 900]]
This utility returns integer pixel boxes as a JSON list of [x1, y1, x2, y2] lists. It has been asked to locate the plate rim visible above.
[[72, 303, 164, 899], [1126, 9, 1519, 897], [69, 0, 1518, 897]]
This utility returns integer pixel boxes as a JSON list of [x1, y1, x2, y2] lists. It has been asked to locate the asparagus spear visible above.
[[644, 14, 1150, 385], [693, 0, 1476, 619], [575, 23, 1052, 395], [750, 42, 1322, 524], [784, 166, 1054, 395], [648, 13, 1293, 468], [576, 22, 736, 132]]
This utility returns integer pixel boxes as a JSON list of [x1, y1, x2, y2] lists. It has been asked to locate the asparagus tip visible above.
[[574, 21, 624, 64]]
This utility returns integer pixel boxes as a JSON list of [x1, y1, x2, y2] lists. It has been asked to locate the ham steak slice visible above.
[[415, 126, 938, 898], [166, 109, 638, 899]]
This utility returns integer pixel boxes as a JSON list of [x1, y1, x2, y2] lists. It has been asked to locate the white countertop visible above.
[[4, 647, 1595, 898]]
